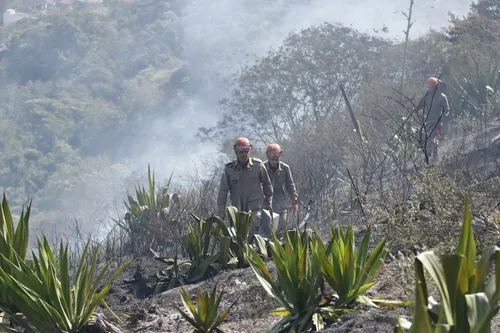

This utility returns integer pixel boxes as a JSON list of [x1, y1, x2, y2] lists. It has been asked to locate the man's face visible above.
[[267, 151, 281, 167], [236, 147, 251, 165]]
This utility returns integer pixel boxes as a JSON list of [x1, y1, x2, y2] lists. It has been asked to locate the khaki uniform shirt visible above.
[[217, 158, 273, 214], [264, 160, 298, 212]]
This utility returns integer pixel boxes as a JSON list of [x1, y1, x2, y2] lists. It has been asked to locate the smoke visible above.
[[30, 0, 472, 238], [267, 0, 471, 42], [124, 98, 225, 183]]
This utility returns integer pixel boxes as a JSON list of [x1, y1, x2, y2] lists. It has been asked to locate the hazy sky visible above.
[[133, 0, 473, 180], [272, 0, 472, 42]]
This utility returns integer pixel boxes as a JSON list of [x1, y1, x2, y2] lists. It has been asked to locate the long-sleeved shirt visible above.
[[264, 160, 298, 212], [217, 157, 273, 214], [414, 87, 450, 132]]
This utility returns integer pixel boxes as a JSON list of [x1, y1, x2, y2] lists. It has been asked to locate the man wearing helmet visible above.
[[414, 76, 450, 162], [264, 143, 299, 233], [217, 137, 273, 233]]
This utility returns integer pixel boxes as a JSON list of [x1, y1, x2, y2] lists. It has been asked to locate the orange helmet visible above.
[[266, 143, 283, 157], [426, 76, 439, 89], [233, 137, 252, 151]]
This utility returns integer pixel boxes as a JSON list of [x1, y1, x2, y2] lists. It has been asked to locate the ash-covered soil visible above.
[[96, 200, 500, 333], [100, 256, 414, 333]]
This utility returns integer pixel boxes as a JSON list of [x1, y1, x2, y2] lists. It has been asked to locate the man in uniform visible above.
[[263, 143, 298, 234], [414, 76, 450, 163], [217, 137, 273, 235]]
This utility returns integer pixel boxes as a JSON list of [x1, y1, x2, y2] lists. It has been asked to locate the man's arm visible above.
[[216, 168, 229, 215], [442, 94, 450, 115], [260, 164, 273, 208], [414, 96, 425, 111], [285, 165, 298, 201]]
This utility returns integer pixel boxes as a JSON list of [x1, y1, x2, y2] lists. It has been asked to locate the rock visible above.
[[83, 314, 125, 333]]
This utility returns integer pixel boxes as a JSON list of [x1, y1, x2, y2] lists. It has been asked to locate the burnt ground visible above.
[[100, 255, 415, 333], [97, 192, 500, 333], [97, 217, 500, 333], [98, 211, 500, 332]]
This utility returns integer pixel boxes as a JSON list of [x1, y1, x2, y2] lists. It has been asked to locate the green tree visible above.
[[199, 23, 391, 145], [0, 0, 187, 214]]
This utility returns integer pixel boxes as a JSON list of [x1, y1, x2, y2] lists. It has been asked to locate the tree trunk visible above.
[[0, 0, 4, 27]]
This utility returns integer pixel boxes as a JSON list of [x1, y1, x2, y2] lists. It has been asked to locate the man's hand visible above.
[[289, 199, 299, 213], [264, 198, 272, 211], [435, 122, 443, 138]]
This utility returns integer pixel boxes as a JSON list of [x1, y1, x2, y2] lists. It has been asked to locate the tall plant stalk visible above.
[[399, 0, 414, 98], [400, 0, 415, 200], [0, 0, 4, 27]]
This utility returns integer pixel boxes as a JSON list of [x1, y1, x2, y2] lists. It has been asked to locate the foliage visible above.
[[199, 22, 391, 145], [312, 223, 393, 308], [245, 218, 406, 332], [2, 0, 500, 249], [395, 195, 500, 332], [0, 193, 31, 313], [245, 229, 326, 333], [0, 193, 30, 270], [153, 215, 225, 290], [116, 165, 182, 256], [0, 0, 185, 218], [156, 206, 267, 289], [219, 206, 258, 268], [154, 252, 186, 294], [446, 13, 500, 53], [175, 284, 234, 333], [0, 235, 133, 333], [470, 0, 500, 22], [182, 215, 228, 283], [447, 57, 500, 119]]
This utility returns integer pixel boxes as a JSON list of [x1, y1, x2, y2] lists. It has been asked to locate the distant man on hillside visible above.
[[414, 76, 450, 163], [263, 143, 298, 234], [217, 137, 273, 235]]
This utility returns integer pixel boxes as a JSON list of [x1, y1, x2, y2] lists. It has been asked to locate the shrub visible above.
[[396, 195, 500, 332]]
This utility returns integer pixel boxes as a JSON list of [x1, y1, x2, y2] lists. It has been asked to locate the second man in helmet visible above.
[[264, 143, 299, 233]]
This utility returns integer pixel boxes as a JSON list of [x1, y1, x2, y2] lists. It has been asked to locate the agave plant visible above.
[[245, 228, 327, 333], [395, 195, 500, 332], [153, 250, 188, 295], [156, 207, 268, 291], [182, 215, 230, 283], [448, 58, 500, 118], [124, 165, 179, 217], [0, 235, 133, 333], [216, 206, 259, 267], [312, 223, 396, 309], [0, 194, 30, 263], [175, 284, 234, 333], [0, 193, 31, 313], [115, 165, 181, 255]]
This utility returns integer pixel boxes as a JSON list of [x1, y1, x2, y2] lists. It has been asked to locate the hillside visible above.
[[1, 0, 500, 332], [0, 1, 186, 233]]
